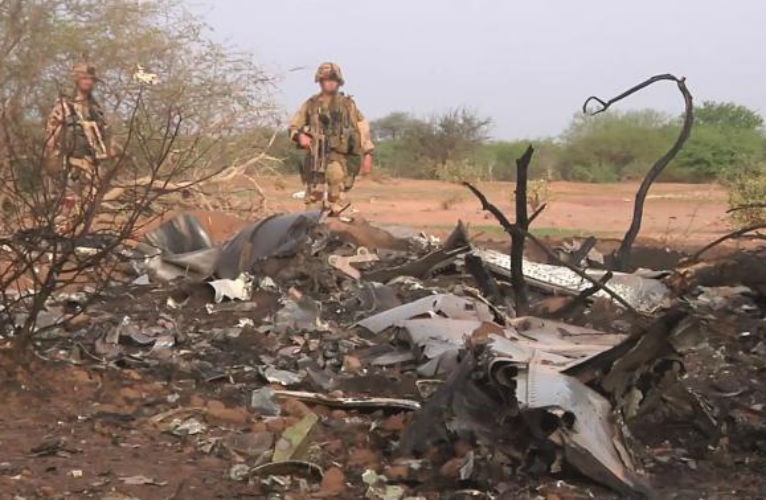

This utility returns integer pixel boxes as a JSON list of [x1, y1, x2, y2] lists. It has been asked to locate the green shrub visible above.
[[567, 163, 620, 183], [724, 162, 766, 227]]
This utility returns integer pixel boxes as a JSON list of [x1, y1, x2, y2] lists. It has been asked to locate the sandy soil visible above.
[[253, 176, 733, 247]]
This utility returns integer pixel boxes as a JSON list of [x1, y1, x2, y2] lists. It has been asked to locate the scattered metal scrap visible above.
[[21, 205, 765, 499], [476, 248, 670, 313], [272, 390, 421, 411], [328, 246, 379, 279]]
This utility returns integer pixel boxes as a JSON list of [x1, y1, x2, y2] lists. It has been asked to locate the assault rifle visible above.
[[300, 128, 327, 197]]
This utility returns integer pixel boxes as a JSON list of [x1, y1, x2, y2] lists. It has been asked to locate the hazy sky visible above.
[[189, 0, 766, 139]]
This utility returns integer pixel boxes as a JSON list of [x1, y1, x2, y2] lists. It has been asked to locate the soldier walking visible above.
[[44, 62, 111, 228], [288, 62, 374, 215]]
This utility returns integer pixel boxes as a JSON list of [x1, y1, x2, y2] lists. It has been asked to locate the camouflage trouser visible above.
[[45, 157, 97, 231], [305, 159, 354, 214]]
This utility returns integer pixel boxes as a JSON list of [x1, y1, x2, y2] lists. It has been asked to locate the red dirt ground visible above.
[[256, 176, 734, 247]]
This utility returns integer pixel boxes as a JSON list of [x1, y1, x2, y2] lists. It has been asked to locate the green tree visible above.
[[370, 112, 420, 142], [674, 102, 766, 180], [403, 108, 491, 178], [695, 101, 764, 130], [560, 110, 673, 182]]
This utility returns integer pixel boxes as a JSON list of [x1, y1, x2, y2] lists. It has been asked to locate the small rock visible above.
[[38, 486, 56, 497], [282, 397, 314, 417], [65, 314, 90, 331], [206, 400, 249, 424], [382, 414, 406, 432], [189, 395, 206, 407], [265, 417, 298, 434], [348, 447, 379, 469], [330, 409, 348, 420], [118, 387, 142, 401], [439, 457, 462, 478], [318, 466, 346, 497], [342, 355, 363, 373], [384, 464, 409, 480]]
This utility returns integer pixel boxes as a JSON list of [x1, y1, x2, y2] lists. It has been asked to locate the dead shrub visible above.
[[440, 192, 466, 210], [726, 163, 766, 227]]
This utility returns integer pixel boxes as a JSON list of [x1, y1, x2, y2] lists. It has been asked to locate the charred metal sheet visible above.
[[382, 317, 485, 376], [400, 318, 483, 347], [487, 334, 574, 368], [139, 214, 220, 280], [344, 282, 401, 318], [274, 290, 326, 334], [563, 307, 686, 387], [356, 294, 493, 334], [156, 248, 221, 279], [476, 248, 670, 313], [144, 214, 213, 255], [216, 210, 322, 279], [370, 349, 417, 366], [508, 316, 627, 359], [251, 461, 323, 481], [272, 389, 421, 411], [510, 316, 626, 346], [363, 245, 469, 283], [504, 360, 648, 495]]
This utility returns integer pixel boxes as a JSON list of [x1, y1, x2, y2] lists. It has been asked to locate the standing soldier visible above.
[[44, 62, 111, 224], [288, 62, 374, 215]]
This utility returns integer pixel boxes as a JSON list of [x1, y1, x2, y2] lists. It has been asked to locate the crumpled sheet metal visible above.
[[139, 214, 220, 280], [158, 248, 221, 280], [272, 390, 422, 411], [139, 211, 322, 281], [509, 317, 627, 359], [475, 248, 670, 313], [493, 357, 647, 495], [487, 334, 576, 368], [208, 273, 252, 302], [216, 210, 322, 279], [356, 293, 494, 334], [144, 214, 213, 255], [401, 318, 483, 348], [394, 317, 484, 376]]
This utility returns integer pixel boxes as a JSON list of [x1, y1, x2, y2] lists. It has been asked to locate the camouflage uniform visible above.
[[44, 63, 110, 206], [288, 63, 374, 212]]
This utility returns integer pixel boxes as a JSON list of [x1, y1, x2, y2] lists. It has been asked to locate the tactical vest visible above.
[[306, 94, 361, 157], [62, 99, 107, 160]]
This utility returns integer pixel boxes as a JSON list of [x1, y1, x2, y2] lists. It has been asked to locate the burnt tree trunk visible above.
[[511, 145, 534, 315], [583, 74, 694, 271]]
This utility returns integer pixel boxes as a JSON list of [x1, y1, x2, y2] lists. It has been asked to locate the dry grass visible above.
[[440, 192, 466, 210]]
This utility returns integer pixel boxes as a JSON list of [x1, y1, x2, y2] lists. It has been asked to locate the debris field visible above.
[[1, 209, 765, 499]]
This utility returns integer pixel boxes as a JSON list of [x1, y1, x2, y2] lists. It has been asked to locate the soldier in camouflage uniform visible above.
[[288, 62, 374, 215], [44, 62, 111, 220]]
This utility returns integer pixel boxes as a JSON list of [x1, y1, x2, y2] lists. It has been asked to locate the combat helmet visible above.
[[314, 62, 344, 85], [72, 62, 99, 82]]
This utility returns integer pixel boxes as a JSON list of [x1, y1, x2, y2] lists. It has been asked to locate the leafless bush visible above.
[[0, 0, 277, 361], [725, 162, 766, 228]]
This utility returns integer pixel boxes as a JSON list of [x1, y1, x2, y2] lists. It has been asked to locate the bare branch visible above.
[[584, 74, 694, 270]]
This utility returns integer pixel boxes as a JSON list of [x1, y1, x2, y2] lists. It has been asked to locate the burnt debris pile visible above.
[[10, 206, 764, 499]]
